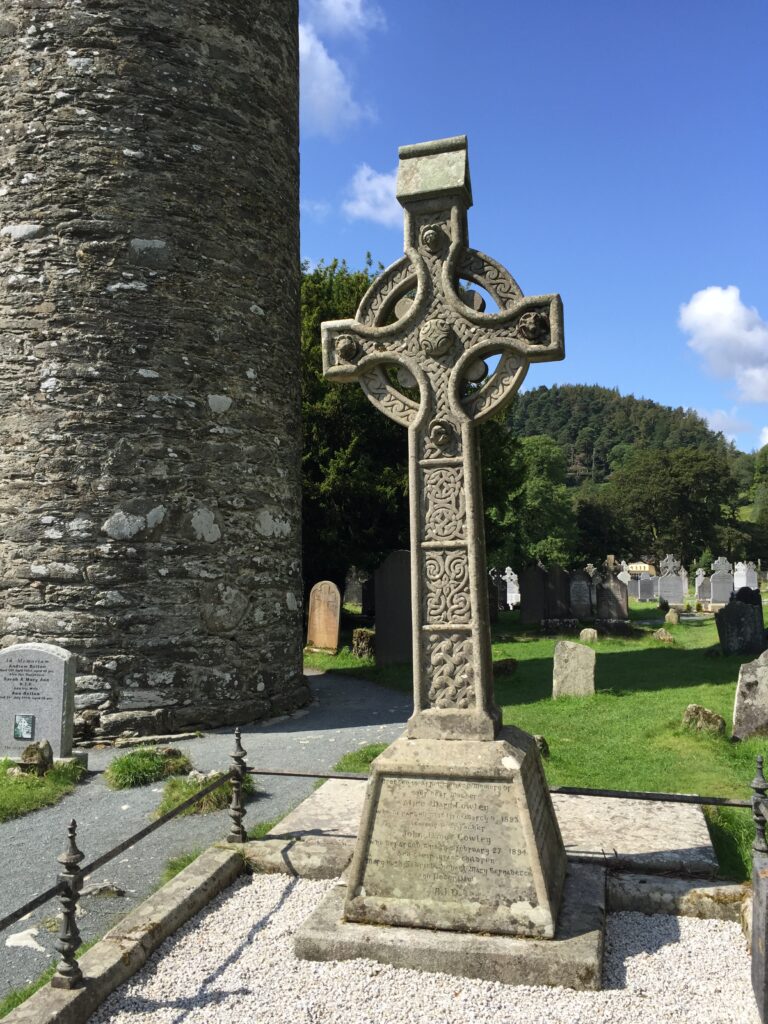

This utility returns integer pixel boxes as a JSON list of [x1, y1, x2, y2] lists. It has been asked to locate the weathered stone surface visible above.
[[653, 628, 675, 643], [20, 738, 53, 776], [716, 599, 765, 656], [569, 570, 592, 621], [710, 556, 734, 605], [733, 650, 768, 740], [305, 581, 341, 652], [578, 627, 598, 643], [595, 574, 628, 621], [520, 564, 548, 626], [682, 703, 726, 735], [607, 872, 747, 921], [552, 641, 595, 698], [665, 608, 680, 625], [344, 730, 566, 938], [0, 1, 303, 737], [374, 550, 412, 666], [546, 565, 571, 620], [295, 864, 605, 991], [351, 628, 375, 659], [0, 642, 75, 757]]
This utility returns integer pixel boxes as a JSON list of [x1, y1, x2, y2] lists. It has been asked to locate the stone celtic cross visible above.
[[322, 136, 564, 741]]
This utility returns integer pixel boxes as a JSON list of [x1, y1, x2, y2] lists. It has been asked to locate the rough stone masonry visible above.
[[0, 1, 307, 737]]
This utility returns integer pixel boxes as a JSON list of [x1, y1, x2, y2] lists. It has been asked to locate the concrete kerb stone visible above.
[[243, 835, 355, 880], [4, 846, 244, 1024]]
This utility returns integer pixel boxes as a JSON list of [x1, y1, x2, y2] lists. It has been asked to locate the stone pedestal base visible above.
[[294, 863, 606, 990], [343, 727, 566, 938]]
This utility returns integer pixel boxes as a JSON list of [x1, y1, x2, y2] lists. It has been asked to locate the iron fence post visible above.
[[227, 727, 247, 843], [51, 819, 84, 989], [752, 756, 768, 1023]]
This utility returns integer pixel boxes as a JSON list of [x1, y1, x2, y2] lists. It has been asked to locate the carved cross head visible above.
[[321, 136, 564, 444], [711, 556, 732, 575]]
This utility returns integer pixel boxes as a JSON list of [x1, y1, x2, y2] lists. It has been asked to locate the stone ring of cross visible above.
[[321, 136, 564, 433]]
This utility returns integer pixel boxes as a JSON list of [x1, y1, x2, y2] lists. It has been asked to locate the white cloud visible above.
[[679, 285, 768, 402], [300, 198, 331, 222], [759, 426, 768, 448], [303, 0, 385, 36], [698, 407, 749, 441], [342, 164, 400, 227], [299, 23, 369, 137]]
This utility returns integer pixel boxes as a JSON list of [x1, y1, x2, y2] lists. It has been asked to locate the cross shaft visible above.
[[322, 136, 564, 740]]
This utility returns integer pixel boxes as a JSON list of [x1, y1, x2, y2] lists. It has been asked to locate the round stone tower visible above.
[[0, 1, 307, 738]]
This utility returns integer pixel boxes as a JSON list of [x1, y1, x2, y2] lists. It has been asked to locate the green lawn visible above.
[[0, 759, 84, 823], [306, 608, 764, 879]]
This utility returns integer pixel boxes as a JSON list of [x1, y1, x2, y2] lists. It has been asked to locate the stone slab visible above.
[[294, 862, 605, 990], [607, 871, 747, 921], [306, 581, 341, 652], [272, 777, 717, 877], [244, 835, 356, 879]]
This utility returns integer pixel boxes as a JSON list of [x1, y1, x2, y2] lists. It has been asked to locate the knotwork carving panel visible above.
[[426, 633, 474, 709], [424, 550, 471, 624], [423, 466, 465, 541]]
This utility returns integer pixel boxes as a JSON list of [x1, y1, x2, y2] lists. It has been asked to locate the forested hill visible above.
[[508, 384, 733, 486]]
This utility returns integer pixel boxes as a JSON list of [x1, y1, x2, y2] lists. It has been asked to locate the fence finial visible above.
[[227, 727, 248, 843], [51, 819, 84, 989]]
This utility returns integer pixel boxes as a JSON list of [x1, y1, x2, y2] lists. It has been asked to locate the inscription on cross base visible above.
[[322, 136, 564, 741]]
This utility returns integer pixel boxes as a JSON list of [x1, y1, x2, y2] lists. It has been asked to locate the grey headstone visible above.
[[638, 572, 654, 602], [520, 564, 547, 626], [596, 575, 629, 620], [658, 561, 684, 606], [546, 565, 571, 619], [733, 650, 768, 739], [715, 600, 765, 657], [374, 550, 412, 665], [0, 643, 76, 758], [735, 561, 759, 591], [552, 641, 596, 698], [343, 567, 366, 607], [710, 556, 734, 605], [569, 569, 593, 621], [627, 577, 640, 600]]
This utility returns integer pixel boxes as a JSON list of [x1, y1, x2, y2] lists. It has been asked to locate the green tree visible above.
[[606, 447, 739, 563]]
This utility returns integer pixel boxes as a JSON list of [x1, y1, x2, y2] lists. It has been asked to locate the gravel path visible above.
[[1, 671, 409, 999], [90, 873, 759, 1024]]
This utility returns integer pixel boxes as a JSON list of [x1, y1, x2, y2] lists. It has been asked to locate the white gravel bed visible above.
[[90, 874, 759, 1024]]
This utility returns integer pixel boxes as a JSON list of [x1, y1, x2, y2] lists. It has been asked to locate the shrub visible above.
[[105, 748, 191, 790]]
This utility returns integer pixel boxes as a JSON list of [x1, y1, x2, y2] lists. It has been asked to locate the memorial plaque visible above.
[[0, 643, 76, 757], [345, 730, 565, 938], [306, 581, 341, 652]]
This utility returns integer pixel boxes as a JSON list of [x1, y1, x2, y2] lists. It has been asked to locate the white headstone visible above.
[[0, 643, 76, 757], [502, 566, 520, 607]]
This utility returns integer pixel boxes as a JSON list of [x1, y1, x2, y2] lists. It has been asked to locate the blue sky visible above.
[[298, 0, 767, 453]]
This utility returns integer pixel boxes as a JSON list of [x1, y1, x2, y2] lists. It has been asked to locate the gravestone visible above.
[[733, 651, 768, 740], [627, 577, 639, 599], [710, 556, 734, 606], [715, 597, 765, 656], [596, 574, 629, 621], [343, 567, 366, 608], [695, 569, 710, 603], [0, 643, 76, 758], [617, 569, 631, 589], [569, 569, 593, 620], [638, 572, 654, 602], [546, 565, 571, 620], [552, 641, 595, 698], [306, 581, 341, 652], [735, 561, 759, 592], [520, 564, 548, 626], [502, 567, 520, 608], [361, 578, 376, 617], [374, 550, 412, 665], [296, 136, 575, 980], [487, 573, 499, 624], [658, 554, 684, 606]]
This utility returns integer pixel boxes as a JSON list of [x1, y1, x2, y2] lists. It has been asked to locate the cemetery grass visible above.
[[0, 758, 84, 822], [105, 747, 192, 789], [153, 772, 255, 818], [0, 939, 97, 1020], [306, 611, 760, 880]]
